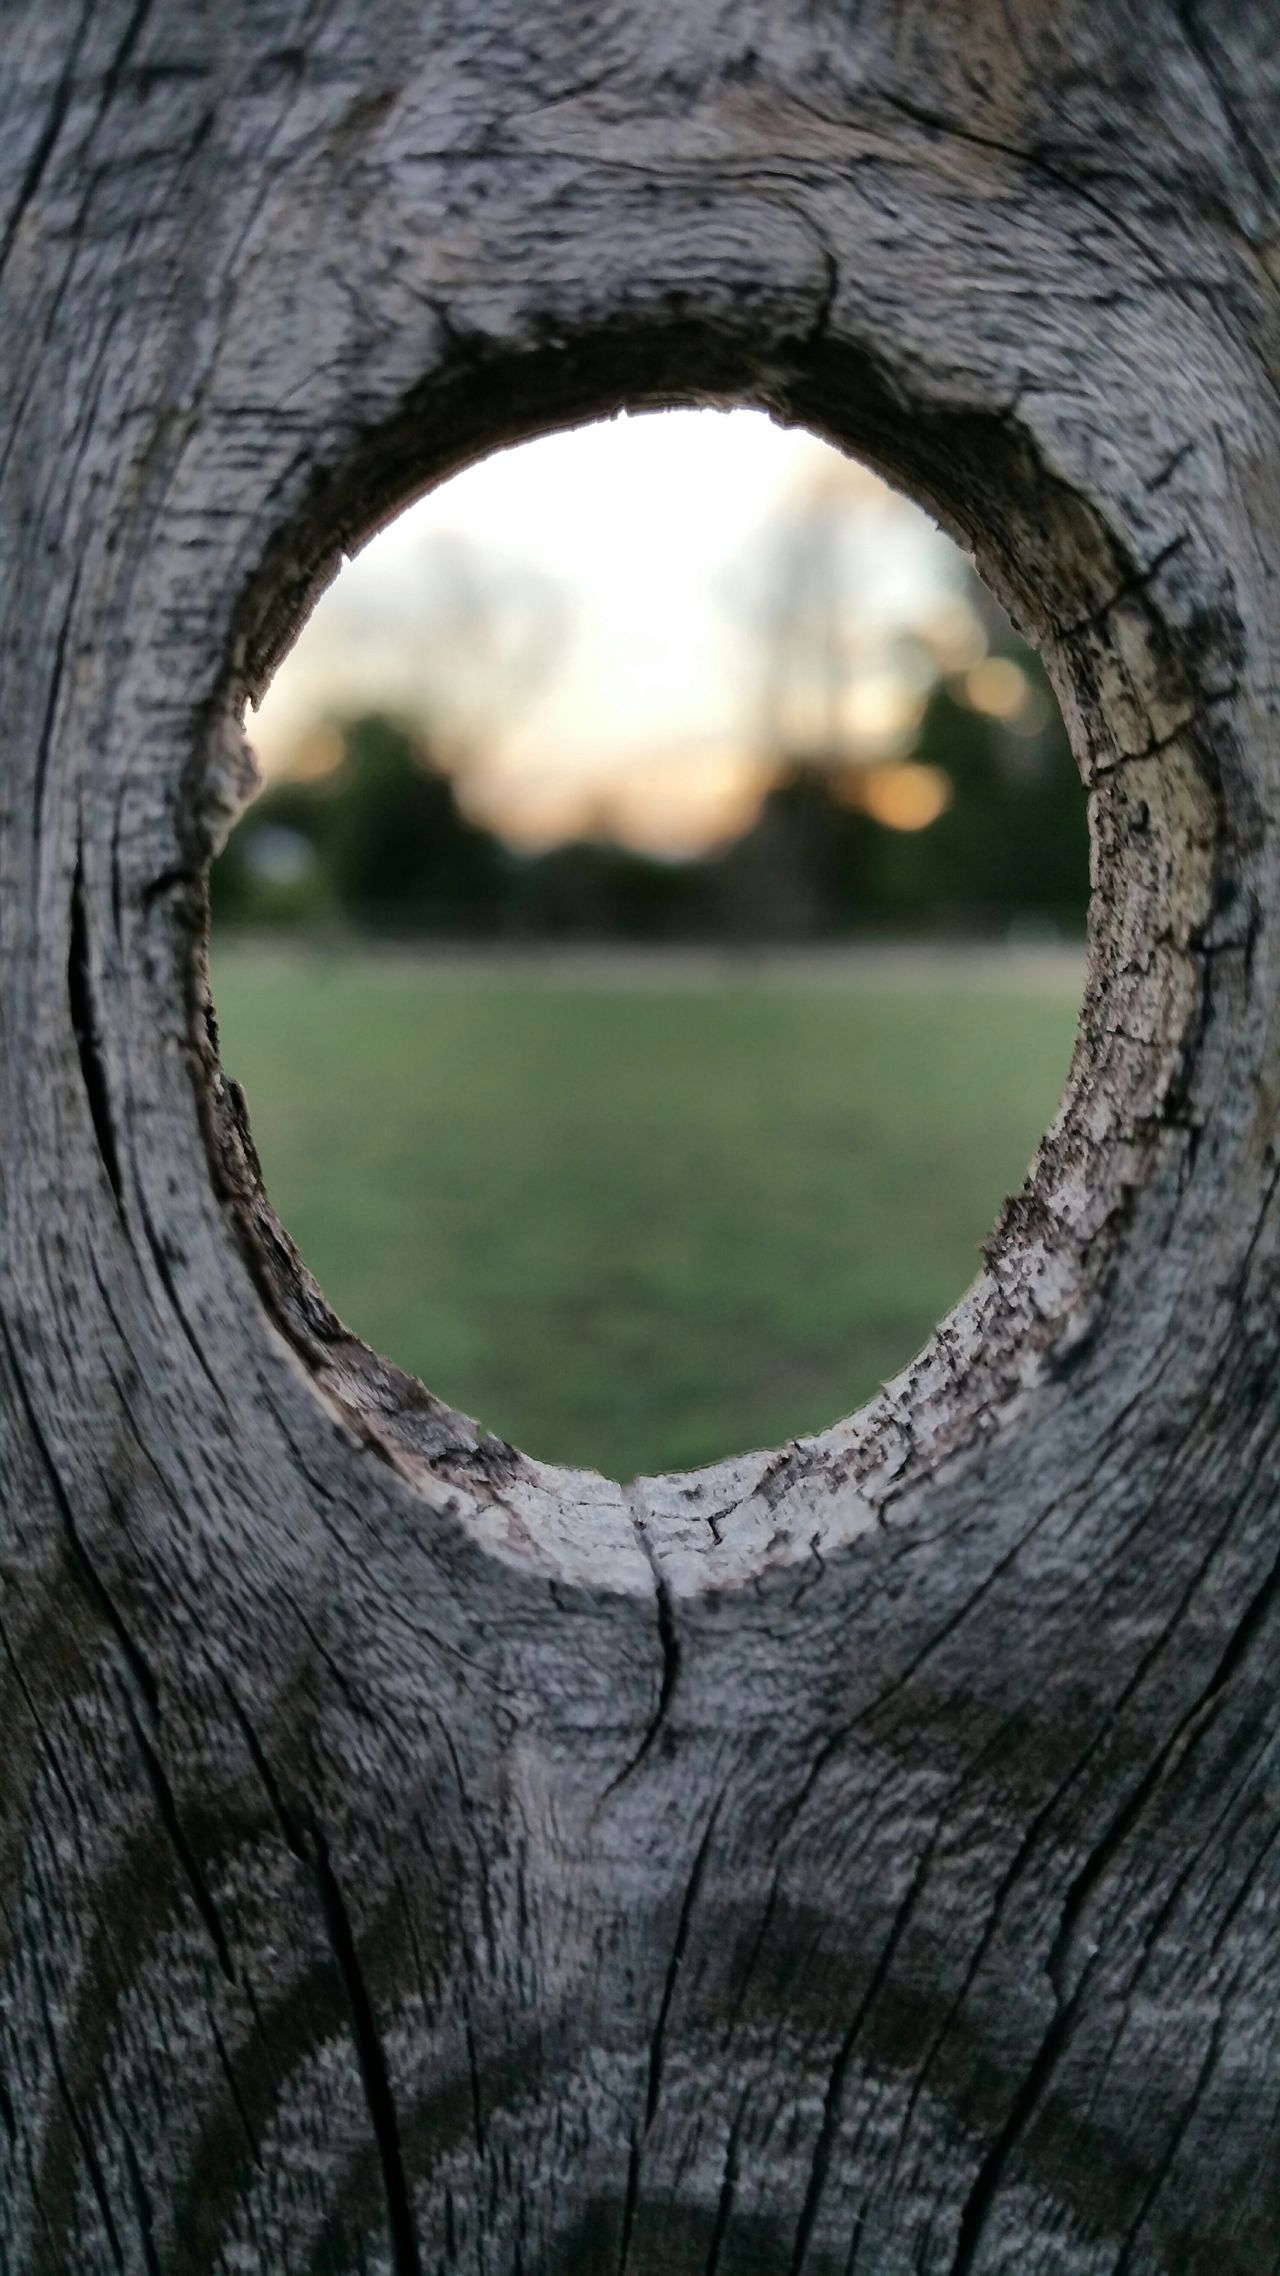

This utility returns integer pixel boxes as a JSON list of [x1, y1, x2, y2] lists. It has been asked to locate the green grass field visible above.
[[213, 948, 1080, 1480]]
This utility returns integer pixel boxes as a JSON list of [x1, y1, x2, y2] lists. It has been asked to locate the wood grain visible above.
[[0, 2, 1277, 2267]]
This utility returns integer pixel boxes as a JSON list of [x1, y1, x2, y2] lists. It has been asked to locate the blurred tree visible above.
[[324, 713, 509, 933], [901, 645, 1088, 932], [729, 461, 1088, 936], [209, 775, 335, 928], [213, 713, 511, 935], [712, 763, 880, 938], [319, 529, 570, 776], [517, 838, 709, 940], [751, 470, 856, 762]]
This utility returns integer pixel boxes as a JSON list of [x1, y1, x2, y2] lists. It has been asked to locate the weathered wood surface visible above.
[[1, 3, 1278, 2269]]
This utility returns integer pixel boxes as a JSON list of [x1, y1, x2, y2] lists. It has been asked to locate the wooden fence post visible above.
[[1, 3, 1277, 2267]]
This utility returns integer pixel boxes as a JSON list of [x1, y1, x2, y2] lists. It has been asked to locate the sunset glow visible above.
[[965, 657, 1032, 722], [854, 761, 954, 832], [247, 409, 980, 855]]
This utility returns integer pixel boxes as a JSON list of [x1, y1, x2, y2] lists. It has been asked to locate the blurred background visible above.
[[214, 407, 1086, 1477]]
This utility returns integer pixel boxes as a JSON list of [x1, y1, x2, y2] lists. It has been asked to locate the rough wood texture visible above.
[[1, 4, 1278, 2269]]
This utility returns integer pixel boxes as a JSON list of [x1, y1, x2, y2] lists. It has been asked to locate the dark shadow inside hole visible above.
[[211, 410, 1086, 1479]]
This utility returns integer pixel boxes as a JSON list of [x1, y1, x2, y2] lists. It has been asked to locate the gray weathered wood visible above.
[[1, 3, 1278, 2268]]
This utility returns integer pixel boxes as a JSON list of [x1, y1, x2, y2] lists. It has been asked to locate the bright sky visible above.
[[248, 408, 974, 855]]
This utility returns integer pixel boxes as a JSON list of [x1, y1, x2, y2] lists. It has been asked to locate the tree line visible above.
[[214, 636, 1088, 944]]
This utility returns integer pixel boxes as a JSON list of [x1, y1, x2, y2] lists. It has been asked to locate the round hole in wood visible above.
[[168, 316, 1226, 1595], [211, 409, 1089, 1485]]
